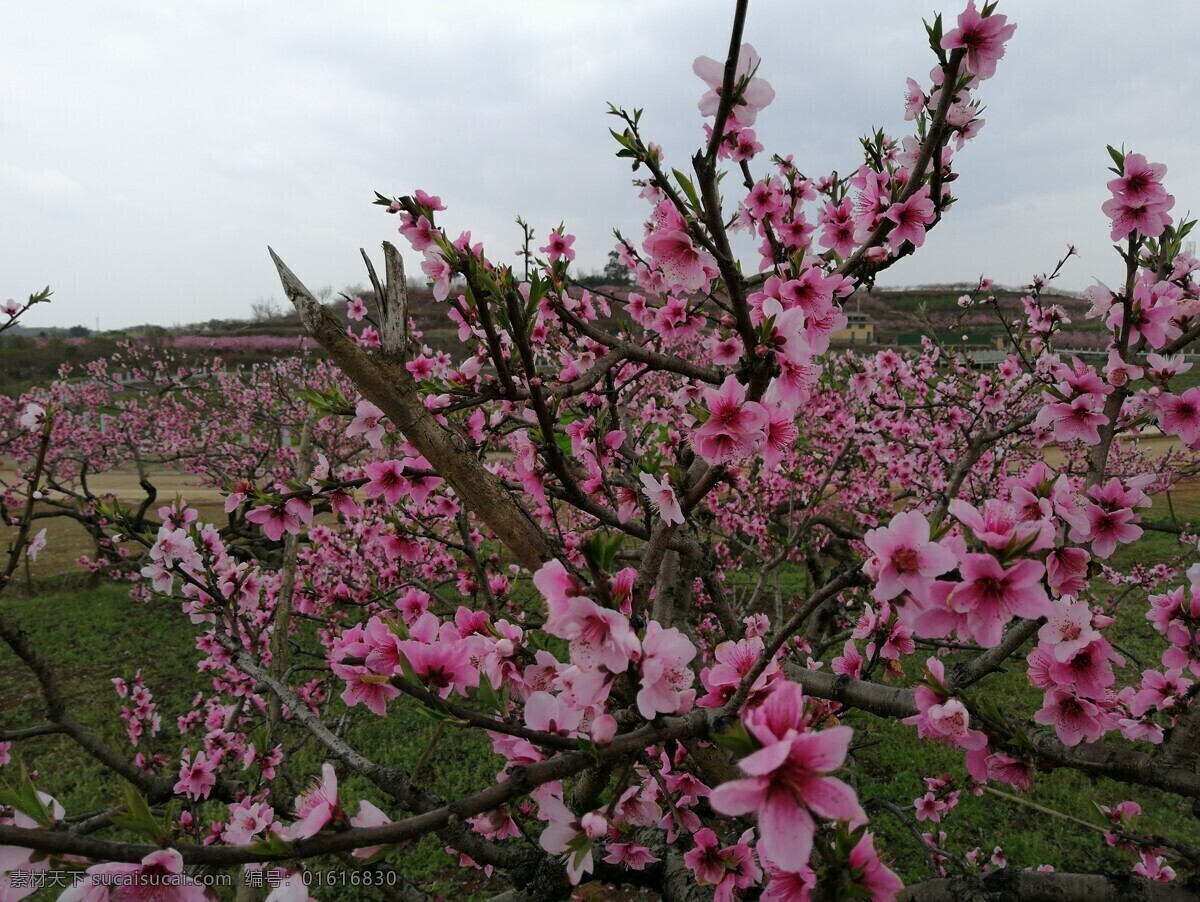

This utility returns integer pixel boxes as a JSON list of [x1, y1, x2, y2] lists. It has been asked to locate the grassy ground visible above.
[[0, 581, 502, 900], [849, 493, 1200, 882], [4, 466, 1200, 895]]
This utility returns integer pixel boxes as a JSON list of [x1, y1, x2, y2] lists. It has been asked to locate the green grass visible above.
[[5, 493, 1200, 895], [847, 658, 1200, 883], [844, 498, 1200, 883], [0, 582, 209, 813], [0, 581, 500, 900], [1166, 366, 1200, 392]]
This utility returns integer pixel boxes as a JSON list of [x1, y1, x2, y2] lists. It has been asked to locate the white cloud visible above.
[[0, 163, 81, 208], [2, 0, 1199, 328]]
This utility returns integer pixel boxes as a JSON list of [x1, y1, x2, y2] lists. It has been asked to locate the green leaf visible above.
[[673, 169, 701, 211], [395, 650, 419, 685], [297, 385, 351, 416], [925, 14, 944, 56], [583, 533, 624, 573], [475, 678, 503, 715], [1007, 725, 1033, 750], [249, 831, 294, 857], [0, 765, 56, 829], [410, 702, 467, 725], [385, 616, 410, 641], [109, 784, 163, 841], [527, 272, 550, 310], [1106, 144, 1125, 171], [976, 695, 1008, 729], [608, 128, 638, 157], [1000, 528, 1044, 563], [713, 720, 759, 758], [576, 737, 602, 765]]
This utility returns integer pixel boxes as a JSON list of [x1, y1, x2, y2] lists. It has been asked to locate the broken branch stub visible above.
[[268, 246, 556, 574]]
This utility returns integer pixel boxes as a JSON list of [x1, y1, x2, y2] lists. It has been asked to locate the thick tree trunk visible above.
[[270, 248, 556, 573]]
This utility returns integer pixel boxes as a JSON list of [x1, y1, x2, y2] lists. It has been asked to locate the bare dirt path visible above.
[[1, 461, 226, 579], [4, 432, 1199, 583]]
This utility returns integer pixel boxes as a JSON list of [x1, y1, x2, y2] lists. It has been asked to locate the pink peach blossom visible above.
[[941, 0, 1017, 80], [710, 681, 865, 871], [694, 43, 775, 126], [864, 510, 958, 602], [640, 472, 685, 526]]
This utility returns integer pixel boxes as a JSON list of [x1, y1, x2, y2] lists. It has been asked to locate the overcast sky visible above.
[[5, 1, 1200, 330]]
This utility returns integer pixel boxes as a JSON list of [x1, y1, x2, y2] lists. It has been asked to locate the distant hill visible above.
[[853, 286, 1091, 341], [0, 284, 1101, 396]]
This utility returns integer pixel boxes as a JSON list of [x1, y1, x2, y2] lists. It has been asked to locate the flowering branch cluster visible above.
[[5, 2, 1200, 900]]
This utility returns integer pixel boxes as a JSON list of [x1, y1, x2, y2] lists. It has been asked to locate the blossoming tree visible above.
[[5, 1, 1200, 899]]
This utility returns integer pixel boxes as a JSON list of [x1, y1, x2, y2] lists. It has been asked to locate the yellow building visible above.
[[994, 333, 1032, 354], [832, 311, 874, 345]]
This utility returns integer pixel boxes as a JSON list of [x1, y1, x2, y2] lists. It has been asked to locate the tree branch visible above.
[[270, 247, 556, 573]]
